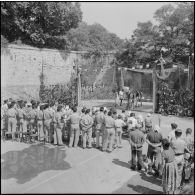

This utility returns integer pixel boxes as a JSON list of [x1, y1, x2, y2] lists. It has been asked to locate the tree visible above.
[[66, 22, 124, 52], [1, 2, 82, 49]]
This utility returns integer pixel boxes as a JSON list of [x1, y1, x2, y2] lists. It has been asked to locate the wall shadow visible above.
[[112, 158, 131, 169], [1, 144, 71, 184], [127, 184, 162, 194]]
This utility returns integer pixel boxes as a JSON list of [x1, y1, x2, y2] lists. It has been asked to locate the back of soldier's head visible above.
[[85, 109, 90, 114], [100, 107, 104, 112], [57, 105, 63, 112], [72, 106, 77, 113], [108, 111, 112, 116], [81, 108, 86, 113], [122, 109, 125, 113]]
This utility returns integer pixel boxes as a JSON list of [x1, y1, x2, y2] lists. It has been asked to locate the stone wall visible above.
[[1, 44, 116, 101], [1, 44, 84, 101]]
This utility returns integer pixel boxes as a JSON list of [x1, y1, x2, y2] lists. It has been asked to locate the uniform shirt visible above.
[[43, 109, 53, 121], [80, 114, 94, 131], [168, 130, 176, 142], [7, 108, 17, 118], [29, 109, 37, 119], [162, 147, 175, 163], [94, 112, 105, 130], [104, 116, 115, 129], [119, 91, 124, 99], [115, 119, 126, 131], [145, 116, 152, 127], [54, 112, 63, 128], [36, 110, 44, 120], [120, 113, 126, 121], [129, 129, 145, 150], [147, 131, 163, 152], [16, 108, 25, 119], [69, 112, 81, 125], [147, 131, 162, 144], [183, 135, 194, 152], [1, 104, 8, 112], [127, 117, 137, 129], [170, 137, 187, 154]]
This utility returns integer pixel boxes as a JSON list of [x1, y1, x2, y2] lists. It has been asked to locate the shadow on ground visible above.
[[112, 158, 162, 194], [1, 143, 71, 184]]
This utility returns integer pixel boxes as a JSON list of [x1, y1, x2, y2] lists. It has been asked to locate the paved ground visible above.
[[1, 100, 194, 194]]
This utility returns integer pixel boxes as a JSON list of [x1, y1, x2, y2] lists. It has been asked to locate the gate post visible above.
[[152, 66, 157, 113]]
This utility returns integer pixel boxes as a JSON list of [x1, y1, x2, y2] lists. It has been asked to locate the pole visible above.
[[152, 65, 157, 113], [187, 56, 190, 89], [121, 68, 124, 89]]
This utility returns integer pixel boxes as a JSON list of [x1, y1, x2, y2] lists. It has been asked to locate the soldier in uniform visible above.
[[102, 111, 116, 153], [68, 106, 81, 148], [7, 102, 17, 140], [43, 104, 54, 143], [36, 104, 44, 141], [80, 109, 94, 149], [94, 107, 105, 149], [53, 105, 64, 146]]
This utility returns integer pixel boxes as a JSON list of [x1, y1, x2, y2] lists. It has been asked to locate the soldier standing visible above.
[[53, 105, 65, 146], [94, 107, 105, 149], [102, 111, 116, 153], [68, 107, 81, 148], [43, 104, 53, 143], [80, 109, 94, 149], [7, 102, 17, 140]]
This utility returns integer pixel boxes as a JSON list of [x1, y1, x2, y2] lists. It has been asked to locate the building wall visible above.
[[1, 44, 83, 101]]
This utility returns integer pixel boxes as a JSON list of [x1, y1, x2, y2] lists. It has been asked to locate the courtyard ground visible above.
[[1, 100, 194, 194]]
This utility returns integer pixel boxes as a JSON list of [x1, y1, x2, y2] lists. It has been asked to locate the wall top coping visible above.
[[1, 44, 116, 54]]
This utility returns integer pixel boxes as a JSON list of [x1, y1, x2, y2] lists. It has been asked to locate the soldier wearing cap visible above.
[[43, 104, 53, 143], [7, 101, 17, 140], [68, 106, 81, 148], [146, 125, 163, 175], [102, 111, 115, 152], [144, 113, 153, 133], [94, 106, 105, 149], [80, 109, 94, 149], [53, 105, 64, 146], [114, 115, 126, 148], [129, 123, 147, 171], [170, 129, 191, 186], [167, 122, 178, 142], [36, 104, 44, 141]]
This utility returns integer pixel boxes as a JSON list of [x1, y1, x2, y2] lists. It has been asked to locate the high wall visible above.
[[1, 44, 85, 101], [1, 44, 116, 101]]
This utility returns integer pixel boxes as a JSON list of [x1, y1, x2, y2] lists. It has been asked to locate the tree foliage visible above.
[[1, 2, 82, 49], [116, 2, 194, 68], [66, 22, 124, 52]]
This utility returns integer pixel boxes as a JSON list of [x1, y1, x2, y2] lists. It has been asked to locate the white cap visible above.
[[154, 125, 160, 132]]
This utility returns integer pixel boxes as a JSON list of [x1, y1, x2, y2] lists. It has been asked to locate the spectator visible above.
[[115, 115, 126, 148], [170, 129, 191, 187], [167, 123, 178, 142], [129, 124, 147, 171], [144, 113, 152, 133], [146, 125, 163, 176], [161, 138, 180, 194]]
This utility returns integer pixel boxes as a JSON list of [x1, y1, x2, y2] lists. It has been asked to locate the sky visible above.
[[81, 2, 171, 39]]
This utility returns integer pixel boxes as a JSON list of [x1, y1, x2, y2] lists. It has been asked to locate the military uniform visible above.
[[53, 111, 63, 145], [7, 107, 17, 139], [80, 113, 94, 148], [43, 108, 53, 143], [115, 118, 126, 147], [68, 112, 81, 147], [94, 111, 105, 148], [36, 109, 44, 141], [16, 107, 25, 133], [102, 115, 115, 152]]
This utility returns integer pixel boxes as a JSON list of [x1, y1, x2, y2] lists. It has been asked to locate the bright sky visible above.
[[81, 2, 172, 39]]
